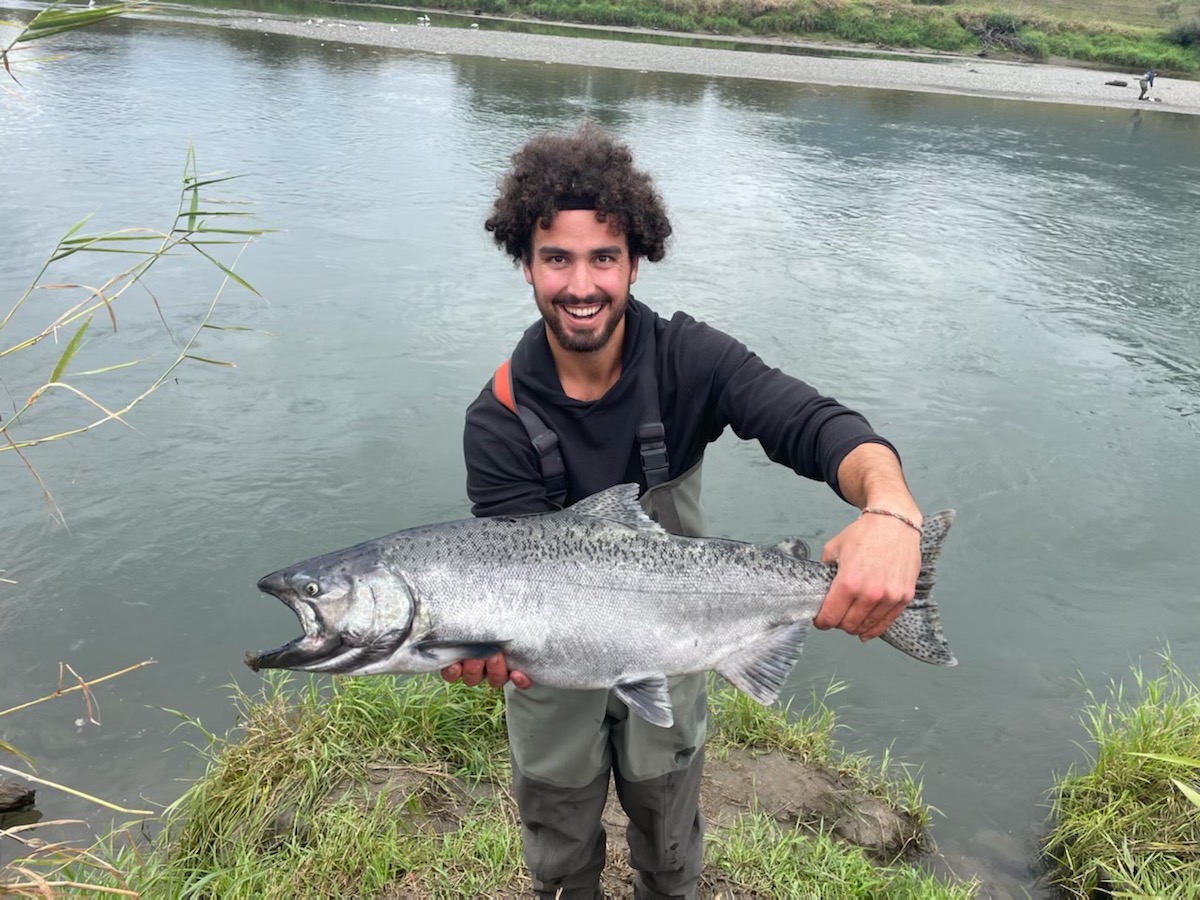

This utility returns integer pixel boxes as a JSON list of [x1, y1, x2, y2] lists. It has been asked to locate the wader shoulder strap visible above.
[[633, 331, 686, 534], [635, 329, 670, 490], [491, 359, 568, 508], [491, 335, 673, 514]]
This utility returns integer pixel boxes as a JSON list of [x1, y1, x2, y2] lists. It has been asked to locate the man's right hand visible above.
[[441, 654, 532, 690]]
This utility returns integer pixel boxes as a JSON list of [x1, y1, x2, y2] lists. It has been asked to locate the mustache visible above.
[[553, 291, 609, 305]]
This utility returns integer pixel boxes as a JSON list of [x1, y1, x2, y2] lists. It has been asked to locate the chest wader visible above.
[[490, 355, 708, 900]]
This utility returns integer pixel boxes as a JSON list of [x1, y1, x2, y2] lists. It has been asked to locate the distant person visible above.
[[1139, 69, 1156, 101]]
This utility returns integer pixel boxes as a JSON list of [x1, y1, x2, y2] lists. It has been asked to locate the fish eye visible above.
[[303, 582, 320, 597]]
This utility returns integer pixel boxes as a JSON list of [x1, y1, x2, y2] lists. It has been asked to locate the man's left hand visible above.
[[813, 512, 922, 641]]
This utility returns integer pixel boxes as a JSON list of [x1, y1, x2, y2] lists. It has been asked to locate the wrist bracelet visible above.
[[860, 507, 923, 535]]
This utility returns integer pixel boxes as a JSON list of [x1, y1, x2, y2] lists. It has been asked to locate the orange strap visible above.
[[493, 359, 517, 414]]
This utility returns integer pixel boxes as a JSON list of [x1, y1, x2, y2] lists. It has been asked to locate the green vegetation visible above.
[[1, 675, 976, 897], [1043, 655, 1200, 898], [0, 145, 267, 525], [708, 817, 969, 898], [377, 0, 1200, 72]]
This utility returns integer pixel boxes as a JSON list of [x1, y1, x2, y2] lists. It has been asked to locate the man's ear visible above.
[[630, 255, 639, 285], [521, 253, 533, 285]]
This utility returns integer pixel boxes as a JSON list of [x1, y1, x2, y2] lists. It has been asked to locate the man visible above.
[[1139, 69, 1156, 100], [443, 121, 925, 899]]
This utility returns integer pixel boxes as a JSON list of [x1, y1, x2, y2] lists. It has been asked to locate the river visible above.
[[2, 6, 1199, 893]]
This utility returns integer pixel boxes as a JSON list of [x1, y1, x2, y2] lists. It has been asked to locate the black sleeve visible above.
[[666, 315, 898, 499], [463, 387, 560, 517]]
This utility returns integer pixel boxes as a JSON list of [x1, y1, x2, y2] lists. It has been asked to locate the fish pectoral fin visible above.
[[413, 640, 510, 666], [612, 675, 674, 728], [716, 621, 808, 707]]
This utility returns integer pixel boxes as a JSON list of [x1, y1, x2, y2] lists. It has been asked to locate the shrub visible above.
[[985, 12, 1023, 35], [1165, 17, 1200, 47], [1021, 29, 1051, 58]]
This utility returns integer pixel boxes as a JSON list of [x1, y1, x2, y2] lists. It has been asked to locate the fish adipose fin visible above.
[[414, 640, 510, 666], [716, 621, 808, 707], [879, 509, 958, 666], [569, 483, 663, 533], [613, 674, 674, 728]]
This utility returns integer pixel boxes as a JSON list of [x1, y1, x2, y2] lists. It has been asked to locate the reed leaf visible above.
[[47, 315, 91, 384]]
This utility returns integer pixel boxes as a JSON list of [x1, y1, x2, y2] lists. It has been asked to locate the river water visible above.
[[2, 7, 1199, 893]]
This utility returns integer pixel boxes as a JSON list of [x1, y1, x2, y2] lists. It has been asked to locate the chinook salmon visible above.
[[247, 484, 956, 727]]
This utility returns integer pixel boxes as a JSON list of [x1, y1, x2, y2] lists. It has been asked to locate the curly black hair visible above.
[[485, 121, 672, 264]]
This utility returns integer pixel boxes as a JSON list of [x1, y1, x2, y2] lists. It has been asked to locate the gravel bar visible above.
[[175, 8, 1200, 116]]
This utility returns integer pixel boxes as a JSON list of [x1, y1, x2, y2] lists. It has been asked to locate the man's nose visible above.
[[567, 260, 594, 296]]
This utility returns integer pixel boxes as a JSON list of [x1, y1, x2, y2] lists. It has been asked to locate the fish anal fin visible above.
[[716, 621, 808, 707], [613, 675, 674, 728]]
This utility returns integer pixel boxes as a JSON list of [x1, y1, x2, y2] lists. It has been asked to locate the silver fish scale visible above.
[[382, 511, 830, 688]]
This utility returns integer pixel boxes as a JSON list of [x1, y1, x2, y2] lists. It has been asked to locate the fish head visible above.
[[245, 545, 415, 675]]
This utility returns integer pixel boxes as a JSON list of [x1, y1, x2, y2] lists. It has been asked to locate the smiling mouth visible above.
[[560, 302, 603, 320]]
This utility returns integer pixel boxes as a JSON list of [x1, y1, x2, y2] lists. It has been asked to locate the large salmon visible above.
[[247, 484, 956, 727]]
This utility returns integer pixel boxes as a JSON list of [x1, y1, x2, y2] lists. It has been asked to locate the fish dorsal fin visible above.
[[613, 675, 674, 728], [716, 621, 809, 707], [568, 483, 663, 533], [769, 538, 811, 561]]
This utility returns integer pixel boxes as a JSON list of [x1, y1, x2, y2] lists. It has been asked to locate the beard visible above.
[[540, 290, 627, 354]]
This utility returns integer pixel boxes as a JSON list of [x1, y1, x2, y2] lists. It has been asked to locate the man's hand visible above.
[[813, 512, 922, 641], [441, 654, 532, 690]]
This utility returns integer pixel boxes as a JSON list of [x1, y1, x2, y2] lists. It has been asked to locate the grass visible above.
[[709, 814, 972, 898], [372, 0, 1200, 72], [1043, 653, 1200, 898], [1, 674, 975, 897]]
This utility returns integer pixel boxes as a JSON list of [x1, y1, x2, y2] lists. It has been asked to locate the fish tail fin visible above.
[[879, 509, 957, 666]]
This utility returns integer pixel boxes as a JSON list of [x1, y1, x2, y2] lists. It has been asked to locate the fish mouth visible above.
[[245, 570, 409, 675], [244, 572, 335, 672]]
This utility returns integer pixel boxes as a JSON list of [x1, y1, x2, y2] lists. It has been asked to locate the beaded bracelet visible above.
[[860, 507, 923, 536]]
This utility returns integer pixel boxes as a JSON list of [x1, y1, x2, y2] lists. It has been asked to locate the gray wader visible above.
[[505, 462, 709, 900]]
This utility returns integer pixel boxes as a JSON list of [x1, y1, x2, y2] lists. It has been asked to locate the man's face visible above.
[[522, 209, 638, 354]]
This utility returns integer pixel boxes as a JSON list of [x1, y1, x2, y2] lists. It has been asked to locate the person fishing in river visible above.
[[441, 120, 927, 899]]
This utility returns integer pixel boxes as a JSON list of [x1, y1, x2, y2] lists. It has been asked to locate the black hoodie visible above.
[[463, 297, 896, 517]]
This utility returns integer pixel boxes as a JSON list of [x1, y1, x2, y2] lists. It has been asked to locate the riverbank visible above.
[[164, 5, 1200, 115], [0, 677, 978, 897]]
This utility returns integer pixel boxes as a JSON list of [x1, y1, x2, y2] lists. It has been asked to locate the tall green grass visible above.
[[1044, 654, 1200, 898]]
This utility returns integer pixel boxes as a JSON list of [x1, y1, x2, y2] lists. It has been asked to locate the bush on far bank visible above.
[[375, 0, 1200, 72], [1165, 17, 1200, 47]]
